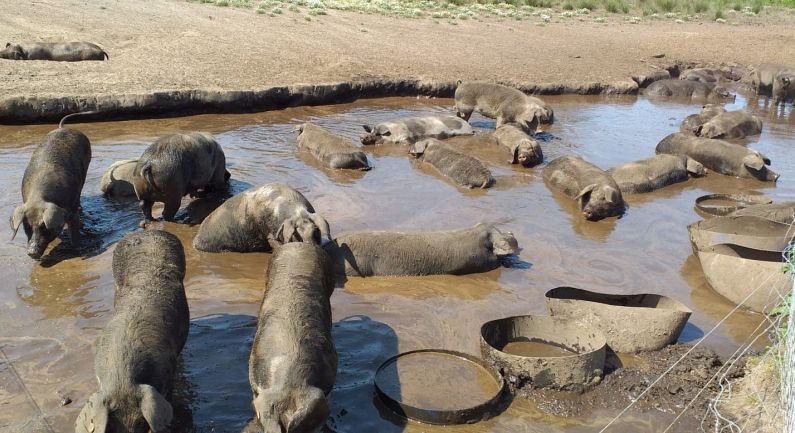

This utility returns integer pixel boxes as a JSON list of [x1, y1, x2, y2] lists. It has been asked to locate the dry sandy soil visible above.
[[1, 0, 795, 98]]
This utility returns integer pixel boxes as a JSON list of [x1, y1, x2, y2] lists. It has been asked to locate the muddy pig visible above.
[[409, 138, 493, 189], [193, 183, 331, 252], [632, 69, 671, 88], [74, 230, 189, 433], [695, 110, 763, 139], [11, 115, 91, 259], [133, 132, 229, 224], [645, 79, 734, 100], [1, 41, 108, 61], [493, 123, 543, 167], [751, 63, 791, 95], [772, 69, 795, 104], [100, 159, 138, 198], [680, 68, 730, 84], [324, 223, 519, 277], [296, 123, 370, 170], [656, 133, 779, 182], [680, 104, 727, 134], [543, 155, 625, 221], [608, 154, 705, 194], [248, 242, 336, 433], [454, 81, 552, 131], [360, 115, 474, 145]]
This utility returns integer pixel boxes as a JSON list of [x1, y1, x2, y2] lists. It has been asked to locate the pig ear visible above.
[[74, 392, 109, 433], [139, 384, 173, 432], [605, 187, 621, 204], [362, 124, 372, 133], [310, 214, 331, 245], [574, 184, 597, 201], [10, 204, 25, 240], [276, 220, 296, 243], [743, 154, 765, 170], [409, 140, 428, 156], [686, 158, 705, 176], [41, 202, 65, 232], [285, 387, 329, 433], [252, 388, 281, 433]]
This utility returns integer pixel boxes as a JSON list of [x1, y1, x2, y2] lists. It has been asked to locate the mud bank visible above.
[[0, 78, 639, 124]]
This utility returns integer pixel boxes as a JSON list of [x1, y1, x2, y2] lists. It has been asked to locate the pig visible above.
[[680, 104, 727, 134], [133, 132, 229, 224], [453, 81, 552, 132], [645, 79, 734, 100], [295, 123, 370, 170], [360, 115, 474, 145], [192, 183, 331, 253], [543, 155, 625, 221], [10, 116, 91, 259], [608, 154, 705, 194], [248, 242, 336, 433], [100, 159, 138, 198], [493, 123, 543, 167], [772, 69, 795, 104], [751, 63, 791, 96], [409, 138, 493, 189], [74, 230, 189, 433], [0, 42, 108, 61], [656, 133, 779, 182], [632, 69, 671, 88], [680, 68, 728, 84], [323, 223, 519, 277], [696, 110, 763, 139]]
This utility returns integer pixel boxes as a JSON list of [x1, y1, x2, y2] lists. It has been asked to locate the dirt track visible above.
[[1, 0, 795, 98]]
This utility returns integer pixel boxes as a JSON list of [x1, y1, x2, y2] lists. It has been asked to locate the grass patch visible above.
[[655, 0, 677, 12], [604, 0, 629, 13]]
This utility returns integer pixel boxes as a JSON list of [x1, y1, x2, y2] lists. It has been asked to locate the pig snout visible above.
[[26, 240, 47, 259], [360, 134, 377, 145]]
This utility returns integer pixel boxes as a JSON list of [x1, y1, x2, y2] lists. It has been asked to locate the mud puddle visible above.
[[0, 94, 793, 432]]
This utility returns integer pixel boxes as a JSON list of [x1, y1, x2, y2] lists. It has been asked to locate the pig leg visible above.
[[141, 199, 155, 221], [161, 195, 181, 222], [68, 213, 81, 250]]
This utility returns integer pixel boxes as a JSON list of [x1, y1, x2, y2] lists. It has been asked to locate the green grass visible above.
[[189, 0, 795, 20]]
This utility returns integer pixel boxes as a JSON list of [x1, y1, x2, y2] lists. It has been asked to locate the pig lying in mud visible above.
[[680, 68, 730, 84], [296, 123, 370, 170], [11, 116, 91, 259], [100, 159, 138, 198], [248, 242, 336, 433], [543, 156, 625, 221], [323, 223, 519, 277], [751, 63, 791, 95], [772, 69, 795, 104], [645, 79, 733, 100], [608, 154, 705, 194], [454, 81, 553, 131], [656, 133, 779, 182], [133, 132, 229, 224], [360, 115, 474, 145], [75, 230, 189, 433], [493, 123, 543, 167], [193, 183, 331, 252], [409, 138, 493, 189], [0, 41, 108, 61], [682, 106, 763, 139]]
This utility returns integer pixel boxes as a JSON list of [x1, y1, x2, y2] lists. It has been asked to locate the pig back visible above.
[[22, 128, 91, 208]]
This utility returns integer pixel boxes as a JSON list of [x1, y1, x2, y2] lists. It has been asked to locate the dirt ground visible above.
[[1, 0, 795, 98]]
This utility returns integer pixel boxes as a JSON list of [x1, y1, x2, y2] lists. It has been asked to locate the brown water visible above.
[[0, 94, 793, 432], [501, 340, 575, 358], [375, 352, 500, 411]]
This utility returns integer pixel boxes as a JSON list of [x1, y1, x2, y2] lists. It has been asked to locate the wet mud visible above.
[[0, 93, 793, 432]]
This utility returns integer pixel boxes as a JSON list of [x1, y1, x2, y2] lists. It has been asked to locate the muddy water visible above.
[[501, 340, 575, 358], [0, 94, 793, 432], [375, 352, 500, 411]]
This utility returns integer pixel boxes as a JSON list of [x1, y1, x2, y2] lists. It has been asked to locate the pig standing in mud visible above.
[[751, 63, 791, 95], [0, 41, 108, 61], [324, 223, 519, 277], [409, 138, 493, 189], [133, 132, 229, 224], [11, 114, 91, 259], [454, 81, 553, 131], [193, 183, 331, 252], [493, 123, 543, 167], [247, 242, 336, 433], [645, 79, 733, 100], [543, 155, 625, 221], [100, 159, 138, 198], [608, 154, 705, 194], [656, 133, 779, 182], [296, 123, 370, 170], [75, 230, 189, 433], [772, 69, 795, 104], [360, 115, 474, 145]]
